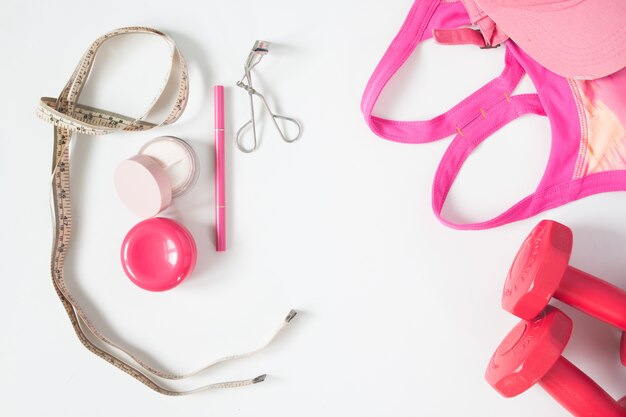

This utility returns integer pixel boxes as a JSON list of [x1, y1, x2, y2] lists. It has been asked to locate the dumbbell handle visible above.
[[539, 356, 626, 417], [556, 267, 626, 331]]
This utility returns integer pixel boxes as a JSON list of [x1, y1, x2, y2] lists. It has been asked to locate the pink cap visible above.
[[474, 0, 626, 79], [121, 218, 197, 291], [114, 155, 172, 218]]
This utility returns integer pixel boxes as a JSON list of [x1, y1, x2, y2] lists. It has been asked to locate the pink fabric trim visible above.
[[569, 78, 589, 180], [436, 170, 626, 230], [433, 28, 487, 47]]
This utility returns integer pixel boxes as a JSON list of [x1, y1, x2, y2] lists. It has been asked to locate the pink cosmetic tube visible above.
[[214, 85, 226, 251]]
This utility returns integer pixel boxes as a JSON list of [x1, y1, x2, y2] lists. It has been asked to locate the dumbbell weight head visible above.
[[486, 305, 572, 397], [487, 306, 626, 417], [503, 220, 573, 320]]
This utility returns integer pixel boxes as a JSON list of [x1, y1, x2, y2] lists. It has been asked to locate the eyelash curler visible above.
[[235, 40, 302, 153]]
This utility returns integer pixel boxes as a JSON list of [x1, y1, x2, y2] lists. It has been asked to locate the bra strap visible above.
[[432, 27, 490, 48], [361, 0, 525, 144], [431, 93, 549, 229]]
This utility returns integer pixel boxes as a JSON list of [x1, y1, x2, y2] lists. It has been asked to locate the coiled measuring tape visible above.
[[38, 27, 296, 395]]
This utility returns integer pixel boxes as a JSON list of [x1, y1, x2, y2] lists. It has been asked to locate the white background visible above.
[[1, 0, 625, 416]]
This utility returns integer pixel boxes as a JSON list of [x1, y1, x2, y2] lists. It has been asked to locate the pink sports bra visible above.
[[361, 0, 626, 230]]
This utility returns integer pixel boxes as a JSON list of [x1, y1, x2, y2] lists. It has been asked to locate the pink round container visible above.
[[121, 218, 197, 291], [114, 136, 198, 218]]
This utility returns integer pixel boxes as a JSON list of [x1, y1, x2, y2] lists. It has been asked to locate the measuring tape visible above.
[[38, 27, 296, 395]]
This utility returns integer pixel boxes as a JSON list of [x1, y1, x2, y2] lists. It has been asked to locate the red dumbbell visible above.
[[502, 220, 626, 333], [486, 306, 626, 417]]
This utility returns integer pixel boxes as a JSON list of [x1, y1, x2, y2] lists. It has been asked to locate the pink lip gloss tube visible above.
[[214, 85, 226, 251]]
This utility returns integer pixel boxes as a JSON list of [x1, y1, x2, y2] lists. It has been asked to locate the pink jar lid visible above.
[[114, 136, 198, 218], [115, 155, 172, 218], [121, 218, 197, 291]]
